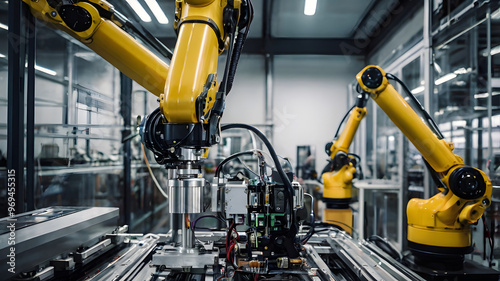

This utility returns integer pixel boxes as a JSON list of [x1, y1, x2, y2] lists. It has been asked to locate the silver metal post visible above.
[[487, 7, 493, 178], [265, 54, 274, 141]]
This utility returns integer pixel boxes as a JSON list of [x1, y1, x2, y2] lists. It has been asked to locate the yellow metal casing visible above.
[[329, 107, 367, 158], [324, 208, 353, 234], [356, 65, 461, 173], [356, 65, 492, 250], [161, 0, 240, 123], [322, 103, 366, 231], [322, 164, 356, 200], [322, 106, 366, 201], [22, 0, 169, 97], [406, 165, 492, 248]]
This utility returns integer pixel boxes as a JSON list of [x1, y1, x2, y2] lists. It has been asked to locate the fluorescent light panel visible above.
[[453, 67, 469, 75], [304, 0, 317, 16], [144, 0, 169, 24], [25, 62, 57, 76], [481, 45, 500, 57], [35, 65, 57, 76], [491, 45, 500, 56], [492, 8, 500, 19], [411, 86, 425, 94], [435, 73, 457, 85], [0, 22, 7, 30], [474, 92, 500, 99], [126, 0, 152, 22]]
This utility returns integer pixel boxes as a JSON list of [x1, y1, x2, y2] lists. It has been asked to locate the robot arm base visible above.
[[408, 240, 472, 270]]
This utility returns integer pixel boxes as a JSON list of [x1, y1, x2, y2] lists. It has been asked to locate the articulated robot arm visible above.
[[22, 0, 169, 97], [24, 0, 253, 258], [322, 92, 368, 233], [22, 0, 247, 125], [356, 65, 492, 264]]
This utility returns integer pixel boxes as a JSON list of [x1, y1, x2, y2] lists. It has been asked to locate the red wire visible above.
[[226, 222, 234, 250], [227, 241, 236, 268]]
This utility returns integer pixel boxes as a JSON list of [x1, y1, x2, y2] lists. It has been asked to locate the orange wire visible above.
[[185, 213, 190, 228]]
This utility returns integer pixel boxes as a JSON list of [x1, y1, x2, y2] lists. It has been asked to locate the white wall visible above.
[[223, 54, 266, 125], [272, 55, 364, 171], [222, 54, 364, 173]]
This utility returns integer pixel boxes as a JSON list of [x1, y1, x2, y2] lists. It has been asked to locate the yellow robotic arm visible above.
[[322, 92, 368, 233], [21, 0, 245, 122], [356, 65, 492, 264], [22, 0, 169, 97], [23, 0, 253, 259], [22, 0, 252, 159]]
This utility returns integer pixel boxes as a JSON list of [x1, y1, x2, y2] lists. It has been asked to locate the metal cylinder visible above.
[[168, 178, 204, 213]]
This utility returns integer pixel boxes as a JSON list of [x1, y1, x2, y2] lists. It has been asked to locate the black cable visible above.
[[236, 157, 260, 178], [215, 151, 255, 177], [192, 215, 226, 231], [219, 31, 236, 95], [302, 227, 336, 243], [334, 105, 355, 139], [367, 235, 402, 261], [423, 158, 446, 191], [122, 132, 139, 143], [386, 73, 444, 139], [112, 10, 173, 60], [221, 124, 298, 237], [348, 153, 363, 180], [170, 125, 197, 148], [225, 0, 254, 94], [385, 73, 449, 192], [301, 222, 315, 244], [348, 153, 361, 162], [322, 220, 357, 237], [482, 215, 494, 266]]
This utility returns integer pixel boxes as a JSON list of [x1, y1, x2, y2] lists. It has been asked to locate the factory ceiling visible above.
[[106, 0, 423, 57], [0, 0, 422, 57]]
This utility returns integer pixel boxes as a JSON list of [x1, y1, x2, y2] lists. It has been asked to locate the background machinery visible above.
[[321, 91, 368, 234]]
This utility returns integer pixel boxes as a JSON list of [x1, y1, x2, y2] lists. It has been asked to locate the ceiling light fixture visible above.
[[453, 67, 470, 75], [434, 62, 442, 74], [0, 22, 8, 30], [474, 92, 500, 99], [474, 92, 489, 99], [435, 73, 457, 85], [481, 45, 500, 57], [0, 53, 5, 58], [144, 0, 169, 24], [35, 65, 57, 76], [490, 45, 500, 56], [126, 0, 152, 22], [411, 86, 425, 94], [492, 8, 500, 19], [25, 62, 57, 76], [304, 0, 317, 16]]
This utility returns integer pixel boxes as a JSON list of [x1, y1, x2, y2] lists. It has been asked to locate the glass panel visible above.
[[31, 25, 170, 232], [432, 8, 500, 266], [0, 1, 8, 164], [432, 19, 499, 170], [375, 104, 400, 181], [432, 0, 473, 32], [401, 57, 426, 198]]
